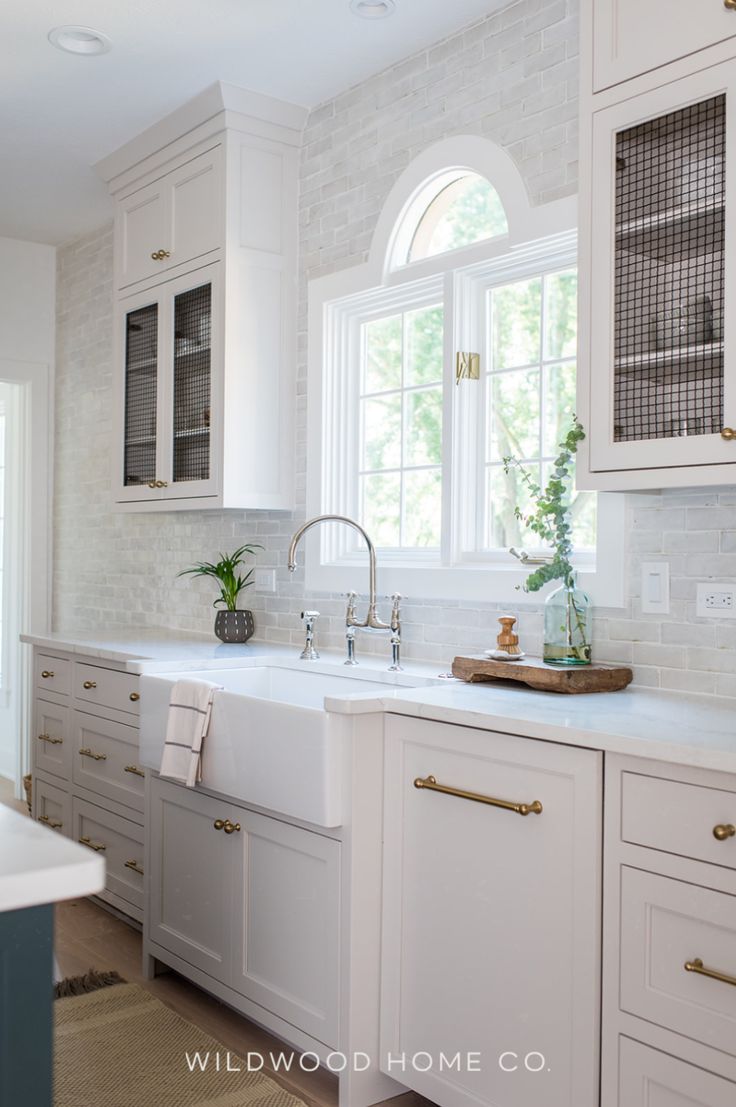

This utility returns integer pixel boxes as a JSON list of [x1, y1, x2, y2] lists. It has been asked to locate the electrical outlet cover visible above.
[[696, 582, 736, 618]]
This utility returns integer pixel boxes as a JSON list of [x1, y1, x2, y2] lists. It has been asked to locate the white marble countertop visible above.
[[0, 804, 105, 913], [21, 629, 736, 774]]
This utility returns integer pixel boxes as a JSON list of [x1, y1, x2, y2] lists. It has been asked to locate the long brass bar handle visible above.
[[413, 775, 543, 816], [713, 823, 736, 841], [124, 764, 145, 778], [37, 733, 63, 745], [685, 957, 736, 988], [124, 859, 144, 876], [79, 747, 107, 761], [78, 836, 106, 852], [39, 815, 63, 829]]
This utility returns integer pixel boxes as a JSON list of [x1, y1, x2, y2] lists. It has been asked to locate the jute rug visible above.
[[55, 981, 312, 1107]]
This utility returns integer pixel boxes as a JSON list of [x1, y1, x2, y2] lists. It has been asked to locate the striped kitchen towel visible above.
[[160, 678, 222, 787]]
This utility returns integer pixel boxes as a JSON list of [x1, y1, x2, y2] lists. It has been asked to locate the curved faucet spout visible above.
[[287, 514, 389, 630]]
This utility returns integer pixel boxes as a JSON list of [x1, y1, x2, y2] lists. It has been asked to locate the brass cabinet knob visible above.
[[214, 818, 241, 834], [721, 427, 736, 440], [154, 480, 168, 488], [147, 480, 157, 489], [83, 680, 97, 689], [129, 691, 140, 702], [713, 823, 736, 840], [725, 0, 736, 10], [150, 249, 171, 260], [214, 819, 225, 831], [41, 670, 54, 679]]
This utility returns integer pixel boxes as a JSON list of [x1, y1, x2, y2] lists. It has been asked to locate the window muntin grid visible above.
[[483, 268, 596, 552], [172, 282, 212, 483], [358, 305, 443, 549], [613, 94, 725, 442], [123, 303, 158, 487]]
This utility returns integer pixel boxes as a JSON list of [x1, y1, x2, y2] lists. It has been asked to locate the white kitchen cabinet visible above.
[[30, 647, 145, 924], [602, 755, 736, 1104], [580, 60, 736, 489], [116, 147, 222, 290], [592, 0, 736, 93], [101, 85, 303, 512], [147, 774, 341, 1047], [115, 264, 221, 503], [381, 715, 602, 1107]]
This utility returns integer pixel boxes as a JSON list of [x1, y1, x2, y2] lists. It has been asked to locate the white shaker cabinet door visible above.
[[167, 147, 223, 274], [148, 776, 236, 983], [381, 715, 602, 1107], [593, 0, 736, 92], [617, 1037, 736, 1106], [230, 810, 341, 1048], [116, 178, 168, 289]]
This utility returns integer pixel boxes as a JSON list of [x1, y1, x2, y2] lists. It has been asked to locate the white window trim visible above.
[[307, 136, 625, 608]]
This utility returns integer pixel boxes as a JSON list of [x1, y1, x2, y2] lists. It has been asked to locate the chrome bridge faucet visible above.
[[287, 514, 403, 671]]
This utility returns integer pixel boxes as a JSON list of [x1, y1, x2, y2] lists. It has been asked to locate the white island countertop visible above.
[[0, 805, 105, 913]]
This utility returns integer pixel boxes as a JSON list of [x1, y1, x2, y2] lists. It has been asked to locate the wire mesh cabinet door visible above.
[[115, 292, 166, 503], [157, 265, 220, 501], [587, 62, 736, 478]]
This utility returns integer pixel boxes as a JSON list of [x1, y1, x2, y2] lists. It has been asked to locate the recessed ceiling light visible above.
[[350, 0, 397, 19], [48, 25, 112, 56]]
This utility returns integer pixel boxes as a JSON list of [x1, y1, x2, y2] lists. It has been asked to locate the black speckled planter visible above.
[[214, 610, 255, 643]]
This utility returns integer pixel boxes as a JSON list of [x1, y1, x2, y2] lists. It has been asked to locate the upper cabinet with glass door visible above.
[[579, 43, 736, 487], [100, 84, 306, 511]]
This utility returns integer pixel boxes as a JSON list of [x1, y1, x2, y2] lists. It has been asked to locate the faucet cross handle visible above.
[[345, 590, 359, 622]]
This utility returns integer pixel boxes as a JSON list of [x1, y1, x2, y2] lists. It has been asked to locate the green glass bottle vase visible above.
[[543, 573, 592, 665]]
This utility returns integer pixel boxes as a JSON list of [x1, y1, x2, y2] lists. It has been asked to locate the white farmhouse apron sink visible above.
[[139, 664, 414, 827]]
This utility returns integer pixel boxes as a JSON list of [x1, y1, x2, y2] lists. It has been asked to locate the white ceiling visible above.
[[2, 0, 506, 245]]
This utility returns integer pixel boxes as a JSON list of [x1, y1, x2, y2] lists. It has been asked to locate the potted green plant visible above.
[[178, 544, 263, 643], [503, 419, 591, 665]]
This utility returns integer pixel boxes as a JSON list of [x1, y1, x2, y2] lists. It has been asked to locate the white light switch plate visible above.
[[254, 569, 276, 593], [641, 562, 670, 615]]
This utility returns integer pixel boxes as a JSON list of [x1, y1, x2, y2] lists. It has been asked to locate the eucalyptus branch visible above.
[[502, 418, 585, 593]]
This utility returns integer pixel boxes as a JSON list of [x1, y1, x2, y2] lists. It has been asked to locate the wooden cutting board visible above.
[[451, 654, 633, 694]]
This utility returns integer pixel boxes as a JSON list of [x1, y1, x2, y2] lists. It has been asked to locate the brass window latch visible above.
[[455, 351, 480, 384]]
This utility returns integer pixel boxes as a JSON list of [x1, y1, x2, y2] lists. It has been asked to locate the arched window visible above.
[[392, 171, 508, 267], [308, 137, 624, 607]]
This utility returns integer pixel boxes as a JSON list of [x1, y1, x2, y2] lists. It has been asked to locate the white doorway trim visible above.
[[0, 359, 51, 793]]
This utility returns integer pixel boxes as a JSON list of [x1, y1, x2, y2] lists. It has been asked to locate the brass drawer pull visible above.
[[37, 733, 63, 745], [414, 775, 543, 816], [82, 680, 97, 690], [79, 836, 106, 852], [79, 747, 107, 761], [129, 692, 140, 702], [150, 249, 171, 261], [124, 764, 145, 778], [713, 823, 736, 841], [213, 818, 241, 834], [685, 957, 736, 988], [124, 859, 144, 876], [39, 815, 63, 829], [41, 670, 54, 679], [721, 427, 736, 440]]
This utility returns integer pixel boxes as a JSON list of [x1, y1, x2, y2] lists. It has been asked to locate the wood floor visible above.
[[0, 778, 431, 1107]]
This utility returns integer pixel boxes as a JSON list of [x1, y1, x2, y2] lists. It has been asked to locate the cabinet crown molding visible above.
[[95, 79, 307, 192]]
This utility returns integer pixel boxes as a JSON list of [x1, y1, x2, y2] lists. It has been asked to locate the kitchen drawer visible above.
[[34, 777, 70, 837], [621, 771, 736, 870], [72, 711, 145, 814], [33, 700, 70, 782], [73, 798, 144, 914], [74, 663, 140, 718], [618, 1036, 736, 1107], [35, 654, 71, 697], [620, 867, 736, 1057]]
